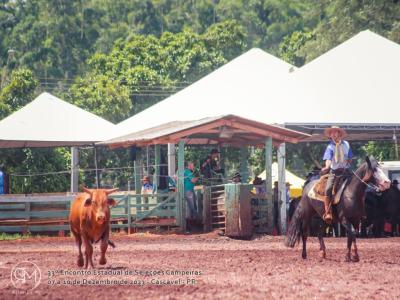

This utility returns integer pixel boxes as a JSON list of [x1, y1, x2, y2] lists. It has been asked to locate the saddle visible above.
[[308, 174, 348, 205]]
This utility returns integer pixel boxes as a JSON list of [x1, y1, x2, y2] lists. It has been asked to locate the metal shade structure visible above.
[[98, 115, 310, 148]]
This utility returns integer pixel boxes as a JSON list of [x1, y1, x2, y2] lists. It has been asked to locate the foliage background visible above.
[[0, 0, 399, 192]]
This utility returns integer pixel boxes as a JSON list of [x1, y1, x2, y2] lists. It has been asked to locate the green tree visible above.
[[0, 66, 71, 193], [69, 21, 246, 119], [300, 0, 400, 62], [362, 141, 398, 162], [0, 67, 38, 119], [279, 30, 314, 66], [69, 75, 131, 123]]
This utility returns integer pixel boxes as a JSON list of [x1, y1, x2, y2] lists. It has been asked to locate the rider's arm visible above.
[[321, 144, 333, 173], [321, 160, 332, 173]]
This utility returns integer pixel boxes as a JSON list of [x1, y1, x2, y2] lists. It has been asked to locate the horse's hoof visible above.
[[351, 255, 359, 262], [319, 250, 326, 259], [302, 253, 307, 259], [345, 255, 351, 262], [99, 257, 107, 265]]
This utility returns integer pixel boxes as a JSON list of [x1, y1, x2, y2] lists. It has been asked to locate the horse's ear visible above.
[[366, 156, 372, 169]]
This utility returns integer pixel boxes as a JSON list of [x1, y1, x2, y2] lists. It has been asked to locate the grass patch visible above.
[[0, 232, 41, 241]]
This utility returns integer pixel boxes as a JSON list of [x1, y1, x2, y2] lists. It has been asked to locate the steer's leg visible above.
[[82, 235, 94, 269], [99, 230, 109, 265], [72, 230, 84, 267]]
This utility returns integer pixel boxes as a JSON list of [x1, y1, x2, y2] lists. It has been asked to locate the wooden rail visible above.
[[0, 192, 177, 234]]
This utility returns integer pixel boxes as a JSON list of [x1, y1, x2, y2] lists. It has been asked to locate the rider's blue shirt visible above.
[[323, 140, 353, 170]]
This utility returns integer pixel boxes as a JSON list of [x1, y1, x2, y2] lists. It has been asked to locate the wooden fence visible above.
[[0, 192, 177, 234]]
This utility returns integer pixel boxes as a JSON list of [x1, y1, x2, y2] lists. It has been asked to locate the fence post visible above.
[[278, 143, 287, 234], [168, 143, 176, 177], [265, 137, 273, 234], [127, 195, 131, 234], [134, 147, 142, 212], [154, 144, 160, 194], [203, 187, 211, 232], [71, 147, 79, 193], [177, 140, 185, 231], [24, 201, 30, 235]]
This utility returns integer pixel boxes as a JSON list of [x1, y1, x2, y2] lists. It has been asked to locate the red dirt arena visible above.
[[1, 232, 400, 299]]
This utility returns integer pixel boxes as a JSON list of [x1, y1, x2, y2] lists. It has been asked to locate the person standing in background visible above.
[[184, 161, 198, 232], [0, 164, 6, 194]]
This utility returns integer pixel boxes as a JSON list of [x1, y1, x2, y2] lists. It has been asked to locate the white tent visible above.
[[258, 162, 305, 188], [257, 162, 305, 198], [0, 92, 117, 148], [115, 48, 295, 136], [271, 30, 400, 125], [114, 30, 400, 141]]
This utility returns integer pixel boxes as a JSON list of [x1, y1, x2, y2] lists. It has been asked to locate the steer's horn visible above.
[[82, 186, 92, 195], [106, 188, 119, 195]]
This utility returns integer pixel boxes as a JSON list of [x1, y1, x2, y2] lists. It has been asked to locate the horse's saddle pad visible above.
[[307, 174, 346, 205]]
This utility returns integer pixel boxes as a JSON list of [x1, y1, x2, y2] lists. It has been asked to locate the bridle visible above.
[[350, 168, 381, 193]]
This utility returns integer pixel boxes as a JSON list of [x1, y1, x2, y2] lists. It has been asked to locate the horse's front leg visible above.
[[343, 219, 355, 262]]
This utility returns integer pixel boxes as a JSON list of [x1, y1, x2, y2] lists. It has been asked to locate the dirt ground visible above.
[[1, 232, 400, 300]]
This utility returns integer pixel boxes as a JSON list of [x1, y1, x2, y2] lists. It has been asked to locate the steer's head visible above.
[[83, 187, 118, 224]]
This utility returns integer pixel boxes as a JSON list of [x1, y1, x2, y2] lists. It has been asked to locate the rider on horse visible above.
[[321, 126, 353, 223]]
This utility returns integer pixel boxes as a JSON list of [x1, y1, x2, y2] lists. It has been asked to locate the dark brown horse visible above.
[[285, 156, 391, 262]]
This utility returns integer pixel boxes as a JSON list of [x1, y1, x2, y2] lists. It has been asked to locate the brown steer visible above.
[[69, 187, 118, 268]]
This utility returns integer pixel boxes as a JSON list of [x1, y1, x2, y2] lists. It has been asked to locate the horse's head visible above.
[[365, 156, 391, 191]]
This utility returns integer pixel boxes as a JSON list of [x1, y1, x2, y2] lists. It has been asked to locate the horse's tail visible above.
[[284, 199, 304, 248]]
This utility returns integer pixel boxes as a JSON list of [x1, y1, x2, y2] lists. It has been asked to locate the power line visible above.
[[36, 77, 195, 85]]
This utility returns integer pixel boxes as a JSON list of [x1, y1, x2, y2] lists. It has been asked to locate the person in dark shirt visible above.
[[201, 149, 223, 184]]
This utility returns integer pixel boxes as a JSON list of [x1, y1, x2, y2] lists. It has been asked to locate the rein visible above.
[[350, 169, 381, 192]]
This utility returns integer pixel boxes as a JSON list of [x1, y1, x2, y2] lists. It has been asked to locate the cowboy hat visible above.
[[324, 126, 347, 138]]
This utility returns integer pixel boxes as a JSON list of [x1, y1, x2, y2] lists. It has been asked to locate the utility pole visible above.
[[1, 49, 16, 88]]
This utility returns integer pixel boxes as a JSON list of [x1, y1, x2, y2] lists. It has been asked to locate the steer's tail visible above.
[[108, 240, 116, 248], [284, 199, 304, 248]]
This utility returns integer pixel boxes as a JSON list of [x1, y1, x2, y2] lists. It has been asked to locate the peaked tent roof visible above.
[[257, 162, 305, 198], [272, 30, 400, 139], [258, 162, 305, 189], [115, 48, 295, 137], [0, 92, 117, 148], [114, 31, 400, 142]]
